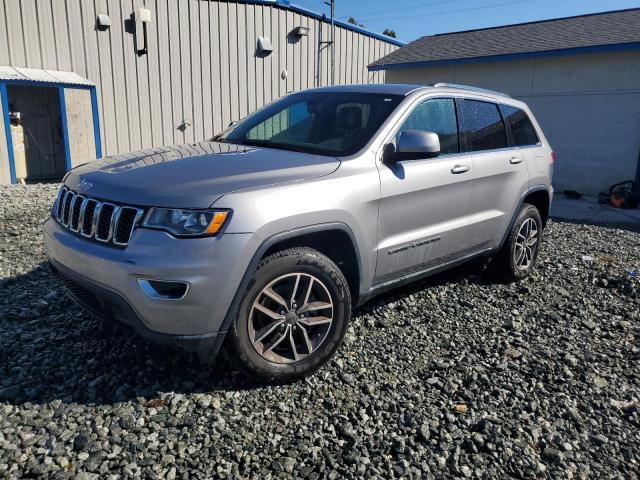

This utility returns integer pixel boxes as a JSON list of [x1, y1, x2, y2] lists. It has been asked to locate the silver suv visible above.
[[44, 83, 554, 382]]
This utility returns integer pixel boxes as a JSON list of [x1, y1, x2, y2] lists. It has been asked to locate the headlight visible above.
[[142, 208, 230, 237]]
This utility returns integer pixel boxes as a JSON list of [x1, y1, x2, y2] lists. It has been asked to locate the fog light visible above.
[[138, 278, 189, 300]]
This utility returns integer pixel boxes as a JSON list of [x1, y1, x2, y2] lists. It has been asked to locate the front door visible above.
[[375, 97, 474, 284]]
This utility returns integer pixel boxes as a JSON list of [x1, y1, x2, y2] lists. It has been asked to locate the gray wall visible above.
[[385, 50, 640, 195], [0, 0, 399, 164]]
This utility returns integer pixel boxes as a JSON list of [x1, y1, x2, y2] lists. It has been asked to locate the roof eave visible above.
[[368, 41, 640, 71], [235, 0, 406, 47]]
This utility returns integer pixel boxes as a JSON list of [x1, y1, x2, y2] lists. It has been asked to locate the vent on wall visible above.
[[257, 37, 273, 57]]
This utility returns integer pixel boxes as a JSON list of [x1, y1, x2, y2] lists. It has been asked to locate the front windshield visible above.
[[219, 92, 404, 156]]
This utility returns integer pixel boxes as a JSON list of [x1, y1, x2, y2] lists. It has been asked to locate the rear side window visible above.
[[500, 105, 539, 147], [396, 98, 459, 154], [459, 99, 507, 152]]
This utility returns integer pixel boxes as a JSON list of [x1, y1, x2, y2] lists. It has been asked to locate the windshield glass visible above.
[[219, 92, 404, 156]]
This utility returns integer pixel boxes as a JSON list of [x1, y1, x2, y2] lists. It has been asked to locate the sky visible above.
[[292, 0, 640, 43]]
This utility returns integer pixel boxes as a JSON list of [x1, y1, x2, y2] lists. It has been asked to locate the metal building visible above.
[[0, 0, 402, 185]]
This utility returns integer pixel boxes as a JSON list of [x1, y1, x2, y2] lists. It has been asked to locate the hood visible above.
[[64, 142, 340, 208]]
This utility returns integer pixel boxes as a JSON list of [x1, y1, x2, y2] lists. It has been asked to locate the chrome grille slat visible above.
[[61, 190, 75, 227], [55, 187, 67, 220], [91, 203, 103, 240], [81, 199, 99, 237], [52, 186, 143, 247], [114, 207, 144, 246], [70, 195, 85, 232], [78, 197, 89, 233], [95, 203, 116, 242]]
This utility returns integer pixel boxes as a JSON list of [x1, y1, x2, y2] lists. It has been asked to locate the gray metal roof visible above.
[[0, 66, 94, 86], [369, 8, 640, 70]]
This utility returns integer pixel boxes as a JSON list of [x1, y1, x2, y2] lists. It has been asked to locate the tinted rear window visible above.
[[459, 99, 507, 152], [500, 105, 539, 147]]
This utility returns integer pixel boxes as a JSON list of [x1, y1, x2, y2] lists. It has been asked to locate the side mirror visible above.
[[385, 130, 441, 163]]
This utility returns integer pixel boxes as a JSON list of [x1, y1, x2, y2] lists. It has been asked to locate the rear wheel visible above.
[[495, 203, 542, 281], [225, 247, 351, 382]]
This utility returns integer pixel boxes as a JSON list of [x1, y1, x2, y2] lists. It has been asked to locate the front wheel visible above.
[[494, 203, 543, 281], [225, 247, 351, 383]]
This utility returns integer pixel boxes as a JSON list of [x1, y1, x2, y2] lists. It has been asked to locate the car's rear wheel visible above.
[[494, 203, 543, 281], [225, 247, 351, 382]]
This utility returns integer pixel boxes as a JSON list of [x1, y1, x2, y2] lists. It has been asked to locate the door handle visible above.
[[510, 156, 524, 164], [451, 164, 470, 174]]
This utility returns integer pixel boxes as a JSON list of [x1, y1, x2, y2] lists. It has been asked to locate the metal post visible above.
[[330, 0, 335, 85], [0, 82, 17, 184], [323, 0, 335, 85]]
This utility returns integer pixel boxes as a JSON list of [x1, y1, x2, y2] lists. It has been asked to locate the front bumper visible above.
[[43, 217, 258, 354]]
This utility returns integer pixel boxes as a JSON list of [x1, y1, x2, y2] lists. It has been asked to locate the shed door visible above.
[[64, 88, 97, 168]]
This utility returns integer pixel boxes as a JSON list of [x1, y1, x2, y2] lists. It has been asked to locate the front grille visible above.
[[53, 186, 144, 248]]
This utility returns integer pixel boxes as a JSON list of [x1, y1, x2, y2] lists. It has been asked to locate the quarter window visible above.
[[459, 100, 507, 152], [396, 98, 459, 154], [500, 105, 539, 147]]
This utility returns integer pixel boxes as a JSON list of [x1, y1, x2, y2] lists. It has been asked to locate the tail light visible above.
[[551, 151, 556, 163]]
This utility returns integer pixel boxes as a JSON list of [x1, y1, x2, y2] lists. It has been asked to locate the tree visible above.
[[347, 16, 357, 25], [383, 28, 397, 38]]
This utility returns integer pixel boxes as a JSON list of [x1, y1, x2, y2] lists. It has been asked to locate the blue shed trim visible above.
[[0, 82, 17, 184], [0, 79, 94, 89], [368, 41, 640, 71], [235, 0, 405, 47], [90, 87, 102, 158], [57, 87, 72, 172]]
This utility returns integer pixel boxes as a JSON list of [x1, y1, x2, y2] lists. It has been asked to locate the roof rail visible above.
[[429, 83, 511, 98]]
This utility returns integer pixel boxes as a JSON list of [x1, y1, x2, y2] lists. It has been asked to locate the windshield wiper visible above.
[[229, 139, 313, 154]]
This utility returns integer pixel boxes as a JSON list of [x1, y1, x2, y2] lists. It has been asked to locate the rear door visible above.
[[500, 104, 550, 188], [375, 97, 474, 284], [459, 98, 530, 251]]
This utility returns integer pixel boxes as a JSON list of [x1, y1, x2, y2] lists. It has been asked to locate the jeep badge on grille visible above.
[[78, 179, 93, 193]]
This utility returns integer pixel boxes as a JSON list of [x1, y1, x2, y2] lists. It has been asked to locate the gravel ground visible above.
[[1, 184, 639, 479]]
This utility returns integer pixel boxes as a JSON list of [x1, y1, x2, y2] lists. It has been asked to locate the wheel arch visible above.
[[219, 223, 363, 335], [262, 226, 361, 301], [499, 186, 550, 249]]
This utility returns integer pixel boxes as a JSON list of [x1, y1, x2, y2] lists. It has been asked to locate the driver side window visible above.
[[395, 98, 459, 154]]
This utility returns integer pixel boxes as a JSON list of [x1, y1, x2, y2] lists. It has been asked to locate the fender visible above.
[[498, 185, 550, 249], [217, 222, 364, 336]]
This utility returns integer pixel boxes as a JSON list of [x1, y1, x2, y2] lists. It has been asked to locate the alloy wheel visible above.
[[514, 217, 538, 270], [248, 273, 334, 364]]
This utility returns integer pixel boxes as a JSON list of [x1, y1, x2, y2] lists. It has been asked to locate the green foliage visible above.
[[383, 28, 397, 38]]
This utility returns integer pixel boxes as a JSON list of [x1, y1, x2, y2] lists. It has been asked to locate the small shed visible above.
[[369, 8, 640, 195], [0, 67, 100, 184]]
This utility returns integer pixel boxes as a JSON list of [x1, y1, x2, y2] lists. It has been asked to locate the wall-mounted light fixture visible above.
[[257, 37, 273, 56], [291, 26, 310, 38], [136, 8, 151, 56], [96, 13, 111, 31]]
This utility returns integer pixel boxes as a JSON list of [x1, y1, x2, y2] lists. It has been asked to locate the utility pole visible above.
[[323, 0, 335, 85]]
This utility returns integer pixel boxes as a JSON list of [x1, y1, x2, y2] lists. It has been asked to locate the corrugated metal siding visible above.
[[0, 0, 399, 162]]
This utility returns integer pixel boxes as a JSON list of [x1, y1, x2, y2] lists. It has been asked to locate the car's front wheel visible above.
[[225, 247, 351, 383]]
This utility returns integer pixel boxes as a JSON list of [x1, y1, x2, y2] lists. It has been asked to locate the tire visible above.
[[494, 203, 543, 282], [224, 247, 352, 383]]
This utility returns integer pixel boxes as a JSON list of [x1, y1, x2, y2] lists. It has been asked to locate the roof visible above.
[[298, 82, 521, 103], [0, 66, 94, 87], [238, 0, 405, 47], [369, 8, 640, 71]]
